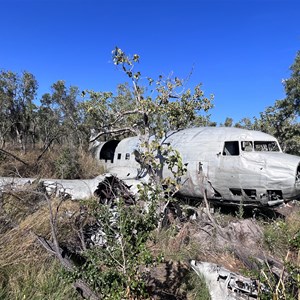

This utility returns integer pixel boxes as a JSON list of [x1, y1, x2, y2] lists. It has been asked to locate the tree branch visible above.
[[36, 135, 61, 162], [34, 234, 100, 299], [0, 148, 29, 166], [89, 127, 137, 143], [31, 190, 101, 299], [109, 109, 143, 128]]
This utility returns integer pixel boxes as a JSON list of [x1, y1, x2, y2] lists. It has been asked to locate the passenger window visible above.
[[117, 153, 121, 160], [125, 153, 130, 160], [223, 141, 239, 156], [241, 141, 253, 152]]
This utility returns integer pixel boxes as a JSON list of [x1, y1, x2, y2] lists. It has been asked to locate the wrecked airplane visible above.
[[1, 127, 299, 207], [92, 127, 300, 207]]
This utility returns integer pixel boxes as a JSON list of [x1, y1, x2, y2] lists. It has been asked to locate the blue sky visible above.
[[1, 0, 300, 124]]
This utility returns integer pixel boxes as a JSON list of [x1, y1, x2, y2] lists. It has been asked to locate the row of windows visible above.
[[117, 153, 131, 160], [104, 140, 279, 161], [223, 141, 280, 156]]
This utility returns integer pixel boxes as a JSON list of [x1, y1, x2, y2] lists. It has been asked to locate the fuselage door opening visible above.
[[99, 140, 120, 163]]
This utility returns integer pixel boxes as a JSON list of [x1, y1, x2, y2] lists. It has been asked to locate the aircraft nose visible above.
[[266, 154, 300, 201]]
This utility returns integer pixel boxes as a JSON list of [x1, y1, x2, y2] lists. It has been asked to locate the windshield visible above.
[[254, 141, 280, 152]]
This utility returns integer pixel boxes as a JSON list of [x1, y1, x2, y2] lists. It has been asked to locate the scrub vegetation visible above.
[[0, 48, 299, 299]]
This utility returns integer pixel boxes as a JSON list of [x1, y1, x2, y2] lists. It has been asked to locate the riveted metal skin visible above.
[[98, 127, 300, 207]]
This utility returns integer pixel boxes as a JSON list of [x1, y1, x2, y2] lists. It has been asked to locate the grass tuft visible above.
[[0, 195, 83, 299]]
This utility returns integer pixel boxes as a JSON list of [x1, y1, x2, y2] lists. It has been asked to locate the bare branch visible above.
[[34, 234, 57, 256], [0, 148, 28, 165], [35, 135, 61, 162], [31, 189, 101, 299], [34, 234, 100, 299], [89, 127, 137, 143], [109, 109, 143, 127]]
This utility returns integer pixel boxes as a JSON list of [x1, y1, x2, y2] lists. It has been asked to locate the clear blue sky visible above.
[[1, 0, 299, 124]]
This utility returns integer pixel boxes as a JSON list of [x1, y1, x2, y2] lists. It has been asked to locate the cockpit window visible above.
[[254, 141, 280, 152], [241, 141, 253, 152], [223, 141, 239, 156]]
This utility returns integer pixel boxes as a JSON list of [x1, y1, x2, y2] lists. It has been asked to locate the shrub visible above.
[[64, 196, 159, 299], [54, 147, 82, 179]]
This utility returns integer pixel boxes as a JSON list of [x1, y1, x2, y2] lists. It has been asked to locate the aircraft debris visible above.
[[0, 175, 108, 200], [190, 260, 269, 300]]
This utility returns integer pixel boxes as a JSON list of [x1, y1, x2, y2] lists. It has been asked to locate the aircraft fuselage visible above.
[[95, 127, 300, 207]]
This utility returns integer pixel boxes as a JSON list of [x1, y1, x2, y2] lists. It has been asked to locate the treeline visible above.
[[0, 71, 102, 152], [0, 69, 213, 154], [0, 50, 299, 156]]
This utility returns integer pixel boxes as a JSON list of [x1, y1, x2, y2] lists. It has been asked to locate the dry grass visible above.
[[77, 149, 105, 178], [0, 198, 81, 267], [0, 146, 104, 179], [0, 260, 78, 300], [152, 221, 243, 274], [149, 223, 213, 299], [263, 209, 300, 261], [0, 196, 82, 299]]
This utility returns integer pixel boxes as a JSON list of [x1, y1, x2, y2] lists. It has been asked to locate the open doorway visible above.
[[99, 140, 120, 163]]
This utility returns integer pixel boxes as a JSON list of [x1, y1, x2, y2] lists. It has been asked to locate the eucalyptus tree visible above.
[[221, 117, 233, 127], [36, 92, 61, 151], [19, 71, 38, 150], [0, 70, 38, 152], [284, 50, 300, 116], [51, 81, 82, 145], [45, 48, 214, 299], [254, 101, 300, 155], [234, 117, 254, 130], [254, 51, 300, 155], [83, 47, 214, 185], [0, 70, 16, 147], [38, 80, 85, 149], [85, 48, 213, 138], [80, 83, 138, 143]]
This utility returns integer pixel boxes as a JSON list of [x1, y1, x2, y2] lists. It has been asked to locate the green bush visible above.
[[54, 147, 82, 179], [64, 196, 159, 299]]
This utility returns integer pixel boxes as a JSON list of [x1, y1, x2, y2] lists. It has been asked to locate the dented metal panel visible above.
[[98, 127, 300, 206]]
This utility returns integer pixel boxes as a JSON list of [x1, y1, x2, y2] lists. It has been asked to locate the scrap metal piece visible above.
[[190, 260, 268, 300], [0, 175, 107, 200]]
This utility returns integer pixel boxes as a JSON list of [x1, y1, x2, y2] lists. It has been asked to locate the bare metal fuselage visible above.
[[96, 127, 300, 207]]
